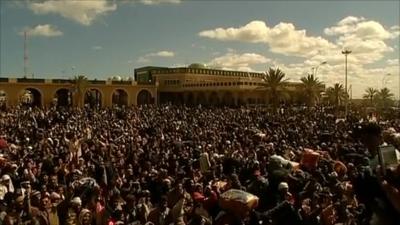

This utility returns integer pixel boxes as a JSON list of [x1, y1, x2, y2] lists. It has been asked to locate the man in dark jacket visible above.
[[352, 122, 400, 225]]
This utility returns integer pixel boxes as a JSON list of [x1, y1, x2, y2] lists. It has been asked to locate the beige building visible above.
[[0, 77, 156, 108], [135, 63, 303, 106], [0, 64, 304, 108]]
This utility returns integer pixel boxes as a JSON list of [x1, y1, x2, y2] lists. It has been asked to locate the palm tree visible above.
[[325, 83, 347, 107], [73, 75, 88, 107], [300, 74, 324, 106], [261, 67, 288, 108], [363, 87, 378, 106], [375, 87, 394, 109]]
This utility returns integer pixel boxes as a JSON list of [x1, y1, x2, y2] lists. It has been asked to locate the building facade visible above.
[[0, 77, 156, 108], [0, 64, 305, 108], [135, 64, 303, 106]]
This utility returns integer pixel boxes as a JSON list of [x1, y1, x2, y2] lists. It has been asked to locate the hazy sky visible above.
[[1, 0, 399, 98]]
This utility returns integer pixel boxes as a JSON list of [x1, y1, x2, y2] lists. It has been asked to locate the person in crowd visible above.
[[0, 104, 399, 225]]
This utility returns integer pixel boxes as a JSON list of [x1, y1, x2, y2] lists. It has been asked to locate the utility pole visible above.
[[398, 71, 400, 108], [24, 31, 28, 78], [349, 84, 352, 101], [342, 50, 351, 117]]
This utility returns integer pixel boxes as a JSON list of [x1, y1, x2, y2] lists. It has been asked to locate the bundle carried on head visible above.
[[300, 148, 320, 171], [218, 189, 259, 218]]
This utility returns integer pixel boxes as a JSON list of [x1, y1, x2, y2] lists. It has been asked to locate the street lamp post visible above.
[[342, 50, 351, 117], [311, 61, 327, 105], [314, 61, 327, 78]]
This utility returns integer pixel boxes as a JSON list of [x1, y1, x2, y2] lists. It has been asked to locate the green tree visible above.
[[375, 87, 394, 109], [300, 74, 324, 106], [73, 75, 88, 107], [262, 67, 288, 108], [362, 87, 378, 106], [325, 83, 347, 107]]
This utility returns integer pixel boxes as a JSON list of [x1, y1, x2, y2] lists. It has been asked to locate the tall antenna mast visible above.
[[24, 31, 29, 78]]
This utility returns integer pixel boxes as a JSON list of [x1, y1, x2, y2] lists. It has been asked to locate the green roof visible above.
[[188, 63, 207, 69]]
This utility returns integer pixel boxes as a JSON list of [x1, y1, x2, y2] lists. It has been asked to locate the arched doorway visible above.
[[185, 92, 194, 106], [196, 92, 207, 106], [112, 89, 128, 106], [137, 89, 152, 105], [84, 89, 102, 108], [247, 98, 256, 105], [55, 89, 72, 107], [209, 92, 220, 106], [0, 90, 7, 109], [20, 88, 42, 107], [222, 92, 235, 106]]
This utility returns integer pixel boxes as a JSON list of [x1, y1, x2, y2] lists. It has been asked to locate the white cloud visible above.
[[139, 0, 181, 5], [19, 24, 63, 37], [199, 17, 398, 66], [191, 43, 207, 50], [199, 20, 337, 57], [92, 46, 103, 50], [390, 25, 400, 37], [278, 59, 399, 99], [199, 20, 269, 43], [29, 0, 117, 26], [321, 16, 399, 65], [208, 52, 270, 71], [137, 57, 150, 63], [137, 50, 175, 63], [325, 17, 397, 39], [148, 51, 175, 57], [387, 58, 399, 66]]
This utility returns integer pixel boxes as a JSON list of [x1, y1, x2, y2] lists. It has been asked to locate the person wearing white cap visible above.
[[67, 197, 82, 225], [79, 208, 92, 225], [0, 174, 14, 200], [277, 182, 294, 205], [278, 182, 289, 191], [71, 197, 82, 206]]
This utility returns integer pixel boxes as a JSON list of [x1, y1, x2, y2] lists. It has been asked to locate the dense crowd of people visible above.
[[0, 104, 399, 225]]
